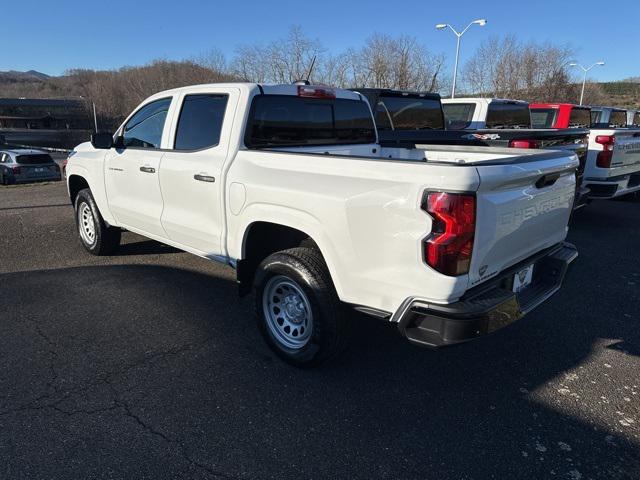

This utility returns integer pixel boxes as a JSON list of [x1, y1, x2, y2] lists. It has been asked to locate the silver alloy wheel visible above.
[[78, 202, 96, 246], [263, 275, 313, 350]]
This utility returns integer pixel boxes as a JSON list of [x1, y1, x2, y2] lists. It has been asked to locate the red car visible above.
[[530, 103, 591, 129]]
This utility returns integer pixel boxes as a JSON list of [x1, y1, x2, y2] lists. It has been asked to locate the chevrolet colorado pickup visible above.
[[66, 83, 578, 367], [530, 103, 640, 199], [355, 90, 589, 209]]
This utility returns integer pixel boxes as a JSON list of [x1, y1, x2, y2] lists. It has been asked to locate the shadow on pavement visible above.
[[0, 253, 638, 478], [116, 239, 182, 256]]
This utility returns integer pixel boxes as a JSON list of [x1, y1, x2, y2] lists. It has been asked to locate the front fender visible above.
[[66, 160, 116, 227]]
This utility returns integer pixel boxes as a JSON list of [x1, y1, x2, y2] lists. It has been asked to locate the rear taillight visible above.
[[509, 139, 540, 149], [595, 135, 615, 168], [297, 85, 336, 99], [11, 166, 21, 174], [422, 192, 476, 276]]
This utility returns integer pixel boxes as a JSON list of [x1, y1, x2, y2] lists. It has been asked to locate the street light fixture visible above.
[[569, 61, 605, 105], [436, 18, 487, 98]]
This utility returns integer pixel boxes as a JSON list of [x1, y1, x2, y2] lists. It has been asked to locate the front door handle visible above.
[[140, 166, 156, 174], [194, 174, 215, 183]]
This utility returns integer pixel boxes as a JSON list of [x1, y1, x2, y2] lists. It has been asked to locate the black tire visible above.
[[74, 188, 121, 255], [254, 247, 351, 368]]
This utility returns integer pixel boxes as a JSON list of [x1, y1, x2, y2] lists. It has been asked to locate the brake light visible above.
[[422, 192, 476, 276], [509, 139, 540, 149], [595, 135, 615, 168], [297, 85, 336, 99], [11, 166, 21, 174]]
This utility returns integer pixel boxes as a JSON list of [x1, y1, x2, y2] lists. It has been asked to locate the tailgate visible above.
[[469, 152, 578, 286], [612, 130, 640, 169]]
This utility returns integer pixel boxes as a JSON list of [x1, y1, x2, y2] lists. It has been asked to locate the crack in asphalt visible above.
[[116, 397, 246, 480], [0, 335, 252, 479], [1, 336, 215, 417]]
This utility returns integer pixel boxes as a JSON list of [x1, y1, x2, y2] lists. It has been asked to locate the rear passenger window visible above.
[[174, 94, 228, 150], [122, 98, 171, 149]]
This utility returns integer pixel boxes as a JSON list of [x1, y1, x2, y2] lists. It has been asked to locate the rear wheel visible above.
[[254, 247, 350, 367], [74, 188, 121, 255]]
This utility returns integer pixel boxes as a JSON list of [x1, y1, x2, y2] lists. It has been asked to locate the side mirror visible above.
[[91, 132, 114, 149]]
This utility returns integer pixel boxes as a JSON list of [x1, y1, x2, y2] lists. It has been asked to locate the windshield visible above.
[[16, 153, 54, 165], [485, 102, 531, 129], [245, 95, 376, 148], [374, 96, 444, 130], [530, 108, 557, 128]]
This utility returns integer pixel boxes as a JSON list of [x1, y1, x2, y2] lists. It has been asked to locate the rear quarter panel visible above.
[[226, 150, 482, 314]]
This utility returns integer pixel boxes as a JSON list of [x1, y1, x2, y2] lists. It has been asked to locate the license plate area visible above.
[[512, 264, 534, 293]]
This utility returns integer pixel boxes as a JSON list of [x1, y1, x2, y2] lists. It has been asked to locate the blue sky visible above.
[[4, 0, 638, 82]]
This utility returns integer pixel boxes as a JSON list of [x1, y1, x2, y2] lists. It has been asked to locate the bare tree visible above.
[[463, 35, 577, 102], [231, 27, 445, 92], [232, 26, 323, 83], [327, 33, 445, 92]]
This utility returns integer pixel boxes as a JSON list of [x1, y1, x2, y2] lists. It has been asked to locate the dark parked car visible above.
[[0, 148, 62, 185]]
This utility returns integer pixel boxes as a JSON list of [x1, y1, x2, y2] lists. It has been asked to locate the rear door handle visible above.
[[194, 174, 215, 183], [140, 166, 156, 174]]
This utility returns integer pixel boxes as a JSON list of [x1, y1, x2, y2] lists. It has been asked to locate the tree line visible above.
[[0, 27, 609, 130]]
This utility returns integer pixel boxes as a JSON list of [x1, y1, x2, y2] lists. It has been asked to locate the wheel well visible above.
[[68, 175, 90, 205], [237, 222, 320, 296]]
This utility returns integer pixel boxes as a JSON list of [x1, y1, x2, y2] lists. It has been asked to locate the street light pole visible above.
[[436, 19, 487, 99], [452, 34, 461, 100], [569, 61, 605, 105]]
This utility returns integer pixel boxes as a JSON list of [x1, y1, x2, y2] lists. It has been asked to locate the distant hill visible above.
[[0, 70, 50, 83], [599, 81, 640, 108]]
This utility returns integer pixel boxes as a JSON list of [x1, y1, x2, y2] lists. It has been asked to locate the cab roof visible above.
[[143, 82, 363, 102], [442, 97, 528, 105]]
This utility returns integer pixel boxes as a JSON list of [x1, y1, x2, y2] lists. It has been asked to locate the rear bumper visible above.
[[585, 172, 640, 199], [396, 242, 578, 348], [12, 173, 62, 184]]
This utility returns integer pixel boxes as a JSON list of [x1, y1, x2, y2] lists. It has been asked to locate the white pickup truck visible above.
[[584, 107, 640, 199], [66, 83, 578, 367]]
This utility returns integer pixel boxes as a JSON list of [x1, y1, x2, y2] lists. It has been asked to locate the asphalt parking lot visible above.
[[1, 181, 639, 480]]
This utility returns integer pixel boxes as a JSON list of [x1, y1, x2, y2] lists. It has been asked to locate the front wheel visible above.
[[254, 247, 351, 368], [74, 188, 121, 255]]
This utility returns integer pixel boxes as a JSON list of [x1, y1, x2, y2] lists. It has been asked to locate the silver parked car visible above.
[[0, 149, 62, 185]]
